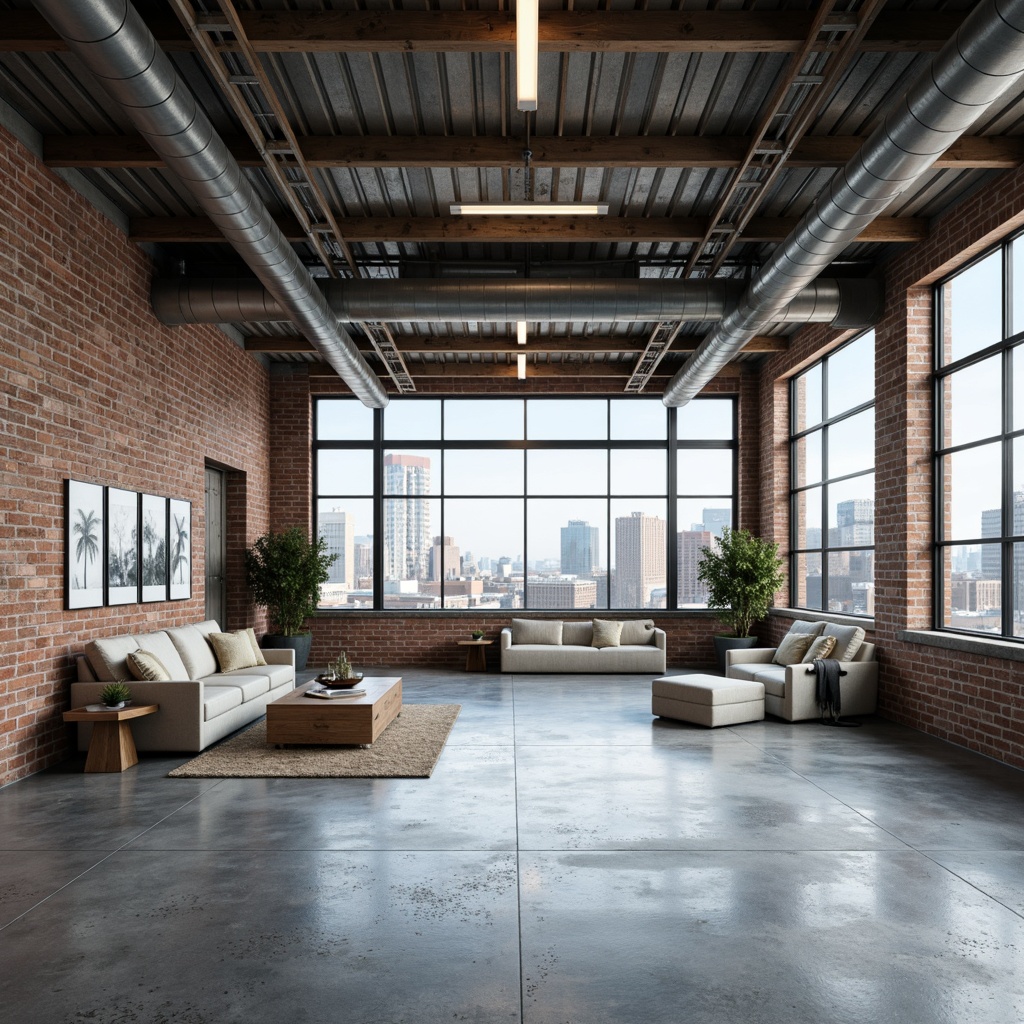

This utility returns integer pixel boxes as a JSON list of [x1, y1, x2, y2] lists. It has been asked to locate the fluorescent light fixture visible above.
[[450, 202, 609, 215], [517, 352, 527, 379], [517, 0, 539, 112], [517, 321, 528, 345]]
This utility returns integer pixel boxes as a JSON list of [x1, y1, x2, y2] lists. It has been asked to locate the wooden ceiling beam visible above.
[[4, 11, 962, 54], [132, 214, 927, 244], [246, 335, 786, 355], [44, 133, 1024, 171]]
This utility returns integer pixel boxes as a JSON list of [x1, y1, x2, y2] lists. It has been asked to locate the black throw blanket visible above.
[[813, 659, 846, 721]]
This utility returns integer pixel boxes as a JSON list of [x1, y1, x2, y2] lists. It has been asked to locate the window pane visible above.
[[826, 549, 874, 616], [827, 476, 874, 537], [677, 449, 732, 495], [677, 499, 731, 538], [444, 498, 524, 609], [827, 331, 874, 417], [794, 430, 822, 487], [1013, 236, 1024, 336], [318, 450, 373, 495], [383, 451, 438, 496], [445, 449, 523, 495], [317, 399, 373, 441], [527, 449, 607, 495], [794, 364, 822, 430], [828, 408, 874, 479], [610, 501, 667, 609], [795, 485, 823, 540], [610, 399, 667, 439], [1014, 542, 1024, 637], [677, 398, 733, 440], [941, 249, 1003, 365], [527, 498, 606, 609], [946, 443, 1001, 541], [445, 399, 524, 440], [527, 399, 607, 440], [382, 497, 437, 607], [1015, 344, 1024, 432], [793, 553, 823, 610], [945, 544, 1002, 631], [942, 355, 1002, 449], [610, 449, 666, 495], [317, 498, 373, 609], [384, 400, 441, 440]]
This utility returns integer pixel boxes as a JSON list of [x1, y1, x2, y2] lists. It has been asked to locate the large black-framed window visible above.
[[935, 234, 1024, 638], [313, 396, 736, 611], [789, 330, 875, 616]]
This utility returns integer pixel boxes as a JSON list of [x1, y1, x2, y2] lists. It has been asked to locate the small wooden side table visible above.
[[457, 639, 493, 672], [62, 704, 159, 773]]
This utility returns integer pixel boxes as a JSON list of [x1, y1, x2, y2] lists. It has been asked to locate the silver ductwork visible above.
[[152, 276, 882, 327], [32, 0, 387, 408], [663, 0, 1024, 406]]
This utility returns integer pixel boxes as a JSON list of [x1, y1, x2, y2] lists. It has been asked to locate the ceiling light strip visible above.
[[516, 0, 539, 112], [450, 203, 609, 215]]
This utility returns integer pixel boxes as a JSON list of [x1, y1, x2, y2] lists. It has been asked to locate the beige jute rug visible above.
[[168, 704, 460, 779]]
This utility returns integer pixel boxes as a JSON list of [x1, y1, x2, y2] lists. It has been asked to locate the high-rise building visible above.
[[677, 530, 712, 605], [981, 507, 1001, 579], [430, 535, 461, 581], [383, 453, 431, 581], [835, 498, 874, 545], [702, 508, 732, 538], [318, 509, 355, 588], [560, 520, 601, 576], [527, 576, 598, 609], [613, 512, 665, 608]]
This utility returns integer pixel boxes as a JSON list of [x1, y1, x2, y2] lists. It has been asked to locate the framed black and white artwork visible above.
[[168, 498, 191, 600], [65, 478, 104, 610], [140, 492, 168, 602], [105, 487, 139, 605]]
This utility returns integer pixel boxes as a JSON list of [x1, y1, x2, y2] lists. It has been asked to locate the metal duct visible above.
[[151, 277, 882, 327], [31, 0, 387, 408], [663, 0, 1024, 406]]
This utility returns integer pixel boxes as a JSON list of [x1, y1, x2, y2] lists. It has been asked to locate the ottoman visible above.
[[652, 673, 765, 728]]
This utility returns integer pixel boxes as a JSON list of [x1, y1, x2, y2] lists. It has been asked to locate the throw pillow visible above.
[[801, 634, 838, 663], [821, 622, 867, 660], [772, 631, 816, 665], [240, 627, 267, 666], [126, 650, 171, 682], [511, 619, 563, 645], [619, 618, 655, 645], [591, 619, 624, 648], [785, 620, 827, 639], [208, 631, 259, 672]]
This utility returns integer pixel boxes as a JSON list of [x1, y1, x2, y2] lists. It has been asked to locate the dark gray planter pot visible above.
[[712, 635, 758, 675], [261, 633, 313, 672]]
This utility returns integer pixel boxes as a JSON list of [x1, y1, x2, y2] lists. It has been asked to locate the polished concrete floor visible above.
[[2, 668, 1024, 1024]]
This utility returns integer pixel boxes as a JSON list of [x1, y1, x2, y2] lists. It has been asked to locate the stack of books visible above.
[[305, 686, 366, 700]]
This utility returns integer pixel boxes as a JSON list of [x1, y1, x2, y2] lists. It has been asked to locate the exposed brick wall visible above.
[[759, 162, 1024, 770], [0, 124, 271, 786]]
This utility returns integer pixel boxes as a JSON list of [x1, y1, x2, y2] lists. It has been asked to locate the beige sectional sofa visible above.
[[725, 618, 877, 721], [500, 618, 667, 673], [71, 620, 295, 752]]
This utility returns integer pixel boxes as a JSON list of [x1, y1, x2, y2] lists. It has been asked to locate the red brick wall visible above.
[[760, 162, 1024, 770], [0, 124, 271, 786]]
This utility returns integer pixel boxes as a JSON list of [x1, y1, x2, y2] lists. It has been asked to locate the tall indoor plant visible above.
[[697, 526, 786, 673], [244, 527, 337, 671]]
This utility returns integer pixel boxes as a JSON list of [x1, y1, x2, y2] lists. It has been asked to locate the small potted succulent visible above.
[[99, 682, 132, 710], [471, 629, 485, 640]]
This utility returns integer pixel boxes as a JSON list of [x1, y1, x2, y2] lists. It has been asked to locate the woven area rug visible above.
[[167, 704, 460, 779]]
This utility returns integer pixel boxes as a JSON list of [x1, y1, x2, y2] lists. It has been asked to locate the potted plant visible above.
[[99, 682, 132, 710], [471, 629, 485, 640], [696, 526, 786, 673], [244, 527, 337, 671]]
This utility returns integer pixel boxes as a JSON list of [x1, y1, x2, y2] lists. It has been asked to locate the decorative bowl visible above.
[[319, 673, 363, 689]]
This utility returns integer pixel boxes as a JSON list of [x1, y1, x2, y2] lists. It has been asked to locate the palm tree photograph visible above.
[[141, 493, 168, 602], [107, 487, 139, 604], [169, 498, 191, 600], [65, 479, 104, 609]]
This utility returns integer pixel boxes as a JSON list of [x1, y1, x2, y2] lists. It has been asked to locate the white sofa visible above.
[[725, 619, 877, 721], [71, 620, 295, 752], [500, 618, 667, 673]]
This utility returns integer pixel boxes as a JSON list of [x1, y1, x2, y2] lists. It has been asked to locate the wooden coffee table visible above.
[[266, 677, 402, 746]]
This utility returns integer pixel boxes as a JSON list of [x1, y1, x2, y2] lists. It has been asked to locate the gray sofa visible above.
[[500, 618, 667, 673], [725, 619, 877, 721], [71, 620, 295, 752]]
